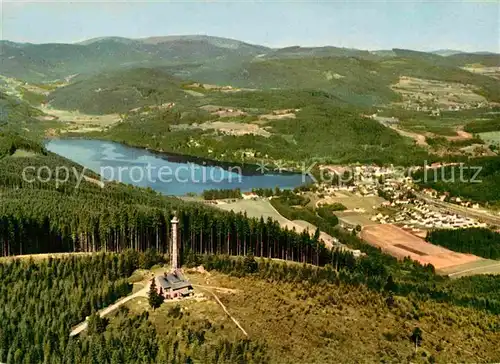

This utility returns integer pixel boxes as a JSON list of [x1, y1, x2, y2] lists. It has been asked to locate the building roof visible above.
[[157, 272, 192, 291]]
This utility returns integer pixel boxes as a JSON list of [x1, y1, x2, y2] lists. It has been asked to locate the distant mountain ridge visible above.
[[431, 49, 465, 57], [0, 35, 269, 83], [1, 35, 499, 84], [78, 34, 270, 50]]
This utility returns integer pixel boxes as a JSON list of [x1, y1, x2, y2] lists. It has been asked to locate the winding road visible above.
[[69, 274, 248, 337], [70, 283, 150, 337]]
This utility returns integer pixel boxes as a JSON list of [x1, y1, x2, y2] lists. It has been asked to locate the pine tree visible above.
[[87, 312, 109, 335], [148, 278, 163, 310], [313, 228, 321, 242], [410, 327, 423, 353], [244, 251, 258, 274], [384, 275, 397, 293]]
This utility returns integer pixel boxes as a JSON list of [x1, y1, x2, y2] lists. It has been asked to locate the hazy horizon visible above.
[[2, 1, 499, 53], [2, 33, 499, 55]]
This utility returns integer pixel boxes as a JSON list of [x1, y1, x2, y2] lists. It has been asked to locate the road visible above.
[[70, 278, 152, 336], [415, 192, 500, 227], [69, 275, 246, 337], [446, 261, 500, 278], [372, 116, 428, 146]]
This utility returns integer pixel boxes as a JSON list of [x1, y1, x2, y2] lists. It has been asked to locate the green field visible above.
[[336, 212, 377, 227], [322, 192, 385, 213], [382, 108, 497, 137], [399, 116, 466, 136], [479, 131, 500, 144], [216, 199, 291, 227]]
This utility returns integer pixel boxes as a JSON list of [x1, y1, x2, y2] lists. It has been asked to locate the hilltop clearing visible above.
[[3, 251, 500, 363]]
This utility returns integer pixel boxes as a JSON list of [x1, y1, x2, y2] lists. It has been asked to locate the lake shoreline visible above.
[[47, 135, 303, 177], [45, 138, 311, 196]]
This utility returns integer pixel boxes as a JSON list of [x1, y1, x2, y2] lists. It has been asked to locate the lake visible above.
[[45, 139, 310, 196]]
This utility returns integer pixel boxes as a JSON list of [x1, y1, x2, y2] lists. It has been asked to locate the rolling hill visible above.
[[3, 35, 499, 165], [48, 68, 190, 114], [447, 53, 500, 67], [45, 50, 500, 112], [0, 36, 269, 83], [2, 36, 499, 88], [0, 90, 44, 125]]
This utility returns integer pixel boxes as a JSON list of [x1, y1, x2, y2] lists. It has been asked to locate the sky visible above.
[[1, 1, 499, 52]]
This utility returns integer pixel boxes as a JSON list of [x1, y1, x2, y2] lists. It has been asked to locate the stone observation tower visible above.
[[170, 212, 179, 271], [156, 210, 193, 299]]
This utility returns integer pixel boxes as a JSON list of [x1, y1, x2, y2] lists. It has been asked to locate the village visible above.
[[390, 76, 492, 113], [315, 163, 496, 232], [210, 161, 498, 239]]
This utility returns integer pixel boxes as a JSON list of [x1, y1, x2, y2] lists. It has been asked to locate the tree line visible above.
[[0, 146, 337, 267], [203, 188, 242, 200], [426, 228, 500, 260], [413, 156, 500, 206]]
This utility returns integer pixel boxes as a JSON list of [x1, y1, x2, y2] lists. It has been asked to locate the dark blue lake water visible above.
[[45, 139, 310, 196]]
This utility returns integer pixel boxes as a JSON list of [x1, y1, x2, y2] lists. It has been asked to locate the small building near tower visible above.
[[156, 271, 193, 299]]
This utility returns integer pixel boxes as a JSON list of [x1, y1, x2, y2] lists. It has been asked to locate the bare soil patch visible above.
[[40, 106, 121, 125], [360, 224, 482, 272], [199, 105, 248, 118], [172, 120, 271, 137]]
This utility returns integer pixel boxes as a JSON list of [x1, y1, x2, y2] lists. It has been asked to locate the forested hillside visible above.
[[3, 38, 499, 102], [2, 252, 500, 363], [447, 53, 500, 67], [0, 36, 268, 82], [48, 68, 190, 114], [0, 132, 47, 157], [1, 134, 498, 316], [43, 52, 500, 110], [2, 134, 500, 362], [0, 133, 335, 265], [4, 36, 496, 169], [0, 91, 44, 125], [414, 157, 500, 206], [92, 95, 431, 166], [427, 228, 500, 260], [464, 116, 500, 133], [197, 52, 498, 103], [2, 26, 500, 364]]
